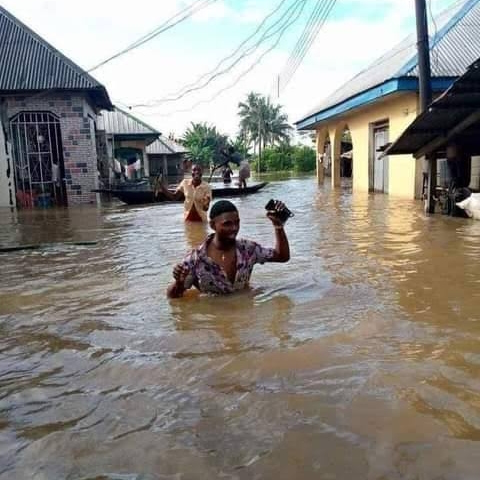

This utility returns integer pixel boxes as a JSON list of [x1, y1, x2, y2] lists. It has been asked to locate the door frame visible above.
[[10, 111, 67, 208], [369, 120, 390, 193]]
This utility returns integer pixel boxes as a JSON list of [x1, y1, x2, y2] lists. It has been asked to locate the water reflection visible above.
[[1, 175, 480, 479], [184, 221, 208, 249]]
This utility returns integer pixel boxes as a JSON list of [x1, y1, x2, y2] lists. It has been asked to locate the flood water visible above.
[[1, 175, 480, 479]]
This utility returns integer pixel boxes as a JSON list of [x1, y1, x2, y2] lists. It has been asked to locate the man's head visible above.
[[209, 200, 240, 244], [191, 164, 203, 184]]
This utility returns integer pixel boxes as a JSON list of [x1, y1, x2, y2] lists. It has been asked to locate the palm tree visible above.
[[238, 92, 261, 156], [238, 93, 292, 171]]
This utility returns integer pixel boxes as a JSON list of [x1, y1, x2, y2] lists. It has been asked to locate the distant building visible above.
[[0, 6, 113, 208], [146, 136, 188, 184], [296, 0, 480, 199], [96, 107, 160, 187]]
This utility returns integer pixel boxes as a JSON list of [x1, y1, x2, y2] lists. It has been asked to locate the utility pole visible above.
[[415, 0, 436, 214]]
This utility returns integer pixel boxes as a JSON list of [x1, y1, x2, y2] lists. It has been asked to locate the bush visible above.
[[292, 146, 316, 172], [251, 145, 315, 173]]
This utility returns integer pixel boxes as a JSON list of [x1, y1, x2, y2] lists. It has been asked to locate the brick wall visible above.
[[6, 92, 100, 205]]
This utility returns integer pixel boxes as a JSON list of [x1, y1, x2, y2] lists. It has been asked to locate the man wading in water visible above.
[[159, 164, 211, 222], [167, 200, 290, 298]]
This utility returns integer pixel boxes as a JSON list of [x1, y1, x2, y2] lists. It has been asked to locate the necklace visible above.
[[221, 252, 226, 262]]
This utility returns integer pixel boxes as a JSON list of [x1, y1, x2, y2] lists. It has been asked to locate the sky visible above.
[[2, 0, 459, 139]]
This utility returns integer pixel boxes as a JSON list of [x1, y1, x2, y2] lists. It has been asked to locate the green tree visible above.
[[238, 93, 292, 171], [181, 122, 229, 169], [230, 135, 250, 158]]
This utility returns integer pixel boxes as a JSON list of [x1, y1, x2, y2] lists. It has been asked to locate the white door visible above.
[[373, 127, 389, 193]]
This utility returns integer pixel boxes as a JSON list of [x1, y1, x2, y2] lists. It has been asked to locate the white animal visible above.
[[456, 193, 480, 220]]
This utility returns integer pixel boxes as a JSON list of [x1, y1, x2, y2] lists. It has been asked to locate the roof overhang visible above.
[[89, 87, 114, 111], [295, 77, 456, 130], [109, 133, 160, 145], [385, 61, 480, 158]]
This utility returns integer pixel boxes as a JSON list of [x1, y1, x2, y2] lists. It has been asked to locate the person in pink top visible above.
[[167, 200, 290, 298]]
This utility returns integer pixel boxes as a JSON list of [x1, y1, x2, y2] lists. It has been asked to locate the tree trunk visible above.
[[258, 135, 262, 174]]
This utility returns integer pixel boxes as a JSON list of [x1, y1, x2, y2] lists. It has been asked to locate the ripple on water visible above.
[[1, 177, 480, 478]]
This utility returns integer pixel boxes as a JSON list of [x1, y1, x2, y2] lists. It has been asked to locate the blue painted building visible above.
[[295, 0, 480, 198]]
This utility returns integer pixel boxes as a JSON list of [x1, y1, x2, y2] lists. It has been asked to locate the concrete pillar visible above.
[[330, 127, 342, 188], [315, 129, 327, 185], [163, 154, 168, 185], [142, 149, 149, 177]]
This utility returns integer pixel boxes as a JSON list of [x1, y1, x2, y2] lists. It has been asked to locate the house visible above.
[[386, 58, 480, 213], [146, 135, 188, 184], [96, 107, 160, 187], [295, 0, 480, 199], [0, 6, 113, 208]]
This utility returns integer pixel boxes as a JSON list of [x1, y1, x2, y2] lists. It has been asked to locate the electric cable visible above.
[[279, 0, 337, 93], [130, 0, 307, 106], [161, 0, 292, 100], [136, 0, 307, 117], [87, 0, 218, 72]]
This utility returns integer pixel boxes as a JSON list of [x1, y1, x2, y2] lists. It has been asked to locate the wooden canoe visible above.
[[93, 182, 269, 205]]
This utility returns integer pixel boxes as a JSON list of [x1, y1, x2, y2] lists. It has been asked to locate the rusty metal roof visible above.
[[97, 107, 160, 143], [146, 136, 187, 155], [386, 59, 480, 158], [297, 0, 480, 128], [0, 6, 112, 109]]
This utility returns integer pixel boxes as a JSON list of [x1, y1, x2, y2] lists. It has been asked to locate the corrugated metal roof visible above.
[[97, 107, 160, 137], [386, 59, 480, 157], [297, 0, 480, 125], [146, 136, 187, 155], [0, 6, 112, 109]]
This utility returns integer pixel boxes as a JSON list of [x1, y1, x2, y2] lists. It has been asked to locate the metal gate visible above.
[[373, 125, 389, 193], [10, 112, 67, 208]]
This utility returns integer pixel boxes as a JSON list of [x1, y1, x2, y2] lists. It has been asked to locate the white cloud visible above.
[[192, 0, 233, 22], [1, 0, 462, 137]]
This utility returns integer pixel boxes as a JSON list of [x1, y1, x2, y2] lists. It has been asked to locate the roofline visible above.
[[295, 76, 456, 130], [107, 132, 159, 141], [385, 58, 480, 158], [114, 106, 161, 136], [0, 5, 113, 109], [0, 87, 113, 110], [398, 0, 480, 77], [146, 136, 188, 155], [158, 136, 179, 154]]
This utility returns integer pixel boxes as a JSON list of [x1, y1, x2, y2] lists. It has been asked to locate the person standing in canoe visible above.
[[159, 164, 211, 222]]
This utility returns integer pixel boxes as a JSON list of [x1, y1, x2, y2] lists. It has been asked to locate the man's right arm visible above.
[[161, 180, 184, 201]]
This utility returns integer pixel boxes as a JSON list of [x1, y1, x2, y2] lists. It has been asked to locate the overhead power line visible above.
[[87, 0, 218, 72], [280, 0, 327, 82], [278, 0, 337, 94], [129, 0, 307, 107], [159, 0, 291, 101], [136, 0, 307, 117]]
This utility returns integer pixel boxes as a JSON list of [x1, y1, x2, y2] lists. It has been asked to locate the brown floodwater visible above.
[[0, 175, 480, 479]]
